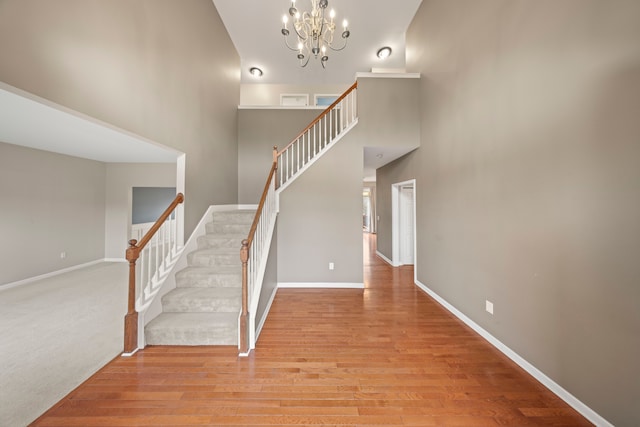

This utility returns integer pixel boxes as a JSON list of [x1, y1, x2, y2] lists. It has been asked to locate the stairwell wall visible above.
[[237, 108, 322, 204], [0, 0, 240, 238], [277, 76, 420, 285]]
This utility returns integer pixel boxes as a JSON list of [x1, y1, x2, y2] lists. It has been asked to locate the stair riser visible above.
[[211, 212, 255, 225], [176, 273, 241, 288], [145, 328, 237, 346], [206, 223, 251, 235], [187, 252, 240, 267], [162, 298, 241, 313], [197, 236, 244, 250]]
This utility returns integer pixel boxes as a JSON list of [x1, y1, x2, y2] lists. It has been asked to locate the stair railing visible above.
[[239, 82, 359, 355], [240, 150, 278, 354], [276, 81, 358, 190], [124, 192, 184, 354]]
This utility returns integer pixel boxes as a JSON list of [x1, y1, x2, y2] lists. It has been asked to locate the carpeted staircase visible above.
[[145, 209, 255, 346]]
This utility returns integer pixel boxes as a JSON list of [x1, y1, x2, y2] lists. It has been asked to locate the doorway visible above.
[[362, 186, 376, 233], [391, 179, 416, 266]]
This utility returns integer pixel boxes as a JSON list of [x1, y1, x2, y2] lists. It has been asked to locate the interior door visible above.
[[399, 185, 414, 265]]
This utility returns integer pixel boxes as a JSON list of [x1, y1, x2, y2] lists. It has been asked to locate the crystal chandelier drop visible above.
[[281, 0, 350, 68]]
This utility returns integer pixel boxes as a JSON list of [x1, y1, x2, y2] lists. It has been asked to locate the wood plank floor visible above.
[[31, 234, 592, 426]]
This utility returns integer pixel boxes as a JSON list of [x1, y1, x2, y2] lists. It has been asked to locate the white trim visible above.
[[255, 287, 278, 341], [104, 258, 127, 263], [0, 259, 106, 292], [375, 250, 396, 267], [237, 204, 259, 210], [414, 279, 613, 427], [356, 72, 421, 79], [391, 179, 417, 267], [121, 348, 139, 357], [278, 282, 364, 289], [238, 105, 326, 110]]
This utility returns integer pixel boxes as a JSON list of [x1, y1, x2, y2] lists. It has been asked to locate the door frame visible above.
[[391, 179, 417, 267]]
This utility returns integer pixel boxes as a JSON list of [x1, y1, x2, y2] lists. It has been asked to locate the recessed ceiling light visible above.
[[377, 47, 392, 60], [249, 67, 263, 77]]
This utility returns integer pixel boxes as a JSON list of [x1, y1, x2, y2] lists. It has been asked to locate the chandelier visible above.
[[281, 0, 350, 68]]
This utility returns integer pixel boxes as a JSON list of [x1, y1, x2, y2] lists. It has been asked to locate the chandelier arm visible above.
[[283, 36, 301, 51], [293, 24, 307, 41], [327, 38, 348, 52]]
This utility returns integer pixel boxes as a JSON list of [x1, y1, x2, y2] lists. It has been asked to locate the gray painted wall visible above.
[[278, 135, 365, 283], [132, 187, 177, 224], [277, 77, 421, 284], [376, 152, 420, 259], [104, 163, 176, 259], [380, 1, 639, 425], [238, 108, 321, 204], [0, 0, 240, 236], [0, 142, 106, 285]]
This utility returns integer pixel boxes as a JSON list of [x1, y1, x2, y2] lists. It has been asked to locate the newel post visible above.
[[123, 239, 140, 354], [272, 146, 278, 165], [239, 239, 249, 355]]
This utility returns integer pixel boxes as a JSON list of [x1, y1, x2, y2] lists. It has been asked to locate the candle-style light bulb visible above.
[[330, 9, 335, 21], [282, 15, 288, 28], [342, 19, 348, 29]]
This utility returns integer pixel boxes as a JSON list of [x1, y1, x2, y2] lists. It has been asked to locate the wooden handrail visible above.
[[123, 192, 184, 354], [277, 81, 358, 156]]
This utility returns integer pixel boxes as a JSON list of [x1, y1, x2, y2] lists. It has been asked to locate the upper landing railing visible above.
[[275, 81, 358, 190]]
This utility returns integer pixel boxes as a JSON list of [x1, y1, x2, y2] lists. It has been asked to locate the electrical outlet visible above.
[[329, 262, 334, 270], [60, 252, 66, 259], [485, 300, 494, 315]]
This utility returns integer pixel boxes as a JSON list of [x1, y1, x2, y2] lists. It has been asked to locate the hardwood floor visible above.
[[32, 234, 592, 426]]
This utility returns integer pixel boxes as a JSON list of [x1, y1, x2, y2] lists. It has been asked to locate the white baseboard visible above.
[[254, 287, 278, 346], [414, 279, 612, 427], [121, 348, 139, 357], [0, 259, 106, 292], [104, 258, 127, 263], [278, 282, 364, 289], [375, 250, 396, 266]]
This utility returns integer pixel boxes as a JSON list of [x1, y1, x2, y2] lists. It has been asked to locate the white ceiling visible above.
[[0, 1, 422, 175], [0, 83, 181, 163], [213, 0, 423, 85]]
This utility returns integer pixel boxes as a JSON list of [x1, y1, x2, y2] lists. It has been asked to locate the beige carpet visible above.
[[0, 262, 128, 427]]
